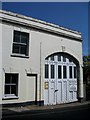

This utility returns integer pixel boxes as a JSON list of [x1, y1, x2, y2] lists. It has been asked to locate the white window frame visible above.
[[3, 73, 19, 99], [12, 30, 29, 58]]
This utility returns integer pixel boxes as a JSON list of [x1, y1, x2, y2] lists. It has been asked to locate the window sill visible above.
[[11, 54, 29, 58], [2, 95, 19, 100]]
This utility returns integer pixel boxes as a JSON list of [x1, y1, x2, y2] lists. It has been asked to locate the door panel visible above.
[[73, 91, 77, 101], [49, 81, 55, 105], [57, 64, 62, 104], [57, 81, 62, 104], [63, 81, 67, 102], [69, 91, 73, 101], [26, 76, 35, 101]]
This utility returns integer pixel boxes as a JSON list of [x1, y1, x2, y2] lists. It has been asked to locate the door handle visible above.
[[54, 90, 58, 92]]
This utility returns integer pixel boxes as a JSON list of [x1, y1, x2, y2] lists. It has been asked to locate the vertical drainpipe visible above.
[[39, 42, 42, 106], [79, 64, 84, 102], [0, 21, 2, 119]]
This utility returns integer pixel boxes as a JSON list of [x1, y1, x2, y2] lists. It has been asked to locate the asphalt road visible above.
[[2, 104, 90, 120]]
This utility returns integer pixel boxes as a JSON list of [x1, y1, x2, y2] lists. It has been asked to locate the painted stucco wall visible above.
[[1, 22, 83, 104], [0, 10, 83, 104]]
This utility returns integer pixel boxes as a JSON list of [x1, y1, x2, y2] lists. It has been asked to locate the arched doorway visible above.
[[44, 52, 79, 105]]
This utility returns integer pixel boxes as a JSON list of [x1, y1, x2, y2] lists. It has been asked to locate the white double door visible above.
[[44, 57, 77, 105]]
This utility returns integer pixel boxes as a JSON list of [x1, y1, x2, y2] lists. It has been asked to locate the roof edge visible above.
[[0, 9, 81, 35]]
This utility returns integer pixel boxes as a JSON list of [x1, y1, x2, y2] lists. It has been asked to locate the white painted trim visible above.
[[0, 10, 82, 41]]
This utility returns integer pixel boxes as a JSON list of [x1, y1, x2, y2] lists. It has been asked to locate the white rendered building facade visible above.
[[0, 10, 84, 106]]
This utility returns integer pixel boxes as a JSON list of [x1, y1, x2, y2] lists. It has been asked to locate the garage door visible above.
[[44, 53, 78, 105]]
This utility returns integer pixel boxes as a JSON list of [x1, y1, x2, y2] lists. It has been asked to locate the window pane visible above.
[[21, 35, 27, 44], [63, 66, 67, 78], [14, 34, 20, 43], [5, 74, 10, 84], [14, 31, 20, 42], [45, 64, 49, 78], [63, 56, 66, 62], [13, 44, 20, 53], [12, 74, 18, 84], [69, 59, 72, 62], [58, 55, 61, 61], [20, 45, 26, 55], [58, 65, 62, 79], [5, 85, 10, 94], [11, 85, 16, 95], [51, 65, 55, 79], [69, 66, 72, 78], [74, 67, 77, 78], [51, 55, 54, 61]]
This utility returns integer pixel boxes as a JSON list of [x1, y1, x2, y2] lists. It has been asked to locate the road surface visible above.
[[2, 104, 89, 120]]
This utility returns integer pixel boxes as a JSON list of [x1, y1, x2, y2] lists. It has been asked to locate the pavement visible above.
[[1, 100, 90, 118]]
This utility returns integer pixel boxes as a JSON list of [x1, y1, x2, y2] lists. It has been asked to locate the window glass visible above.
[[63, 66, 67, 78], [45, 64, 49, 78], [69, 59, 72, 62], [74, 67, 77, 78], [63, 56, 66, 62], [58, 54, 61, 61], [58, 65, 62, 79], [51, 65, 55, 78], [5, 85, 10, 94], [11, 85, 16, 95], [69, 66, 72, 78], [50, 55, 54, 61], [21, 45, 26, 55], [12, 74, 18, 84], [14, 32, 20, 43], [13, 44, 20, 53], [5, 74, 10, 84], [21, 34, 27, 44]]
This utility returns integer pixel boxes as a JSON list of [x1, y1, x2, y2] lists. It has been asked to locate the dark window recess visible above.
[[69, 66, 72, 78], [63, 66, 67, 78], [5, 73, 18, 96], [58, 65, 62, 79], [5, 85, 10, 94], [58, 55, 61, 61], [69, 59, 72, 62], [11, 86, 16, 94], [45, 57, 49, 60], [74, 67, 77, 78], [13, 44, 20, 54], [63, 56, 66, 62], [45, 64, 49, 78], [12, 30, 29, 56], [50, 55, 54, 61], [51, 65, 55, 79]]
